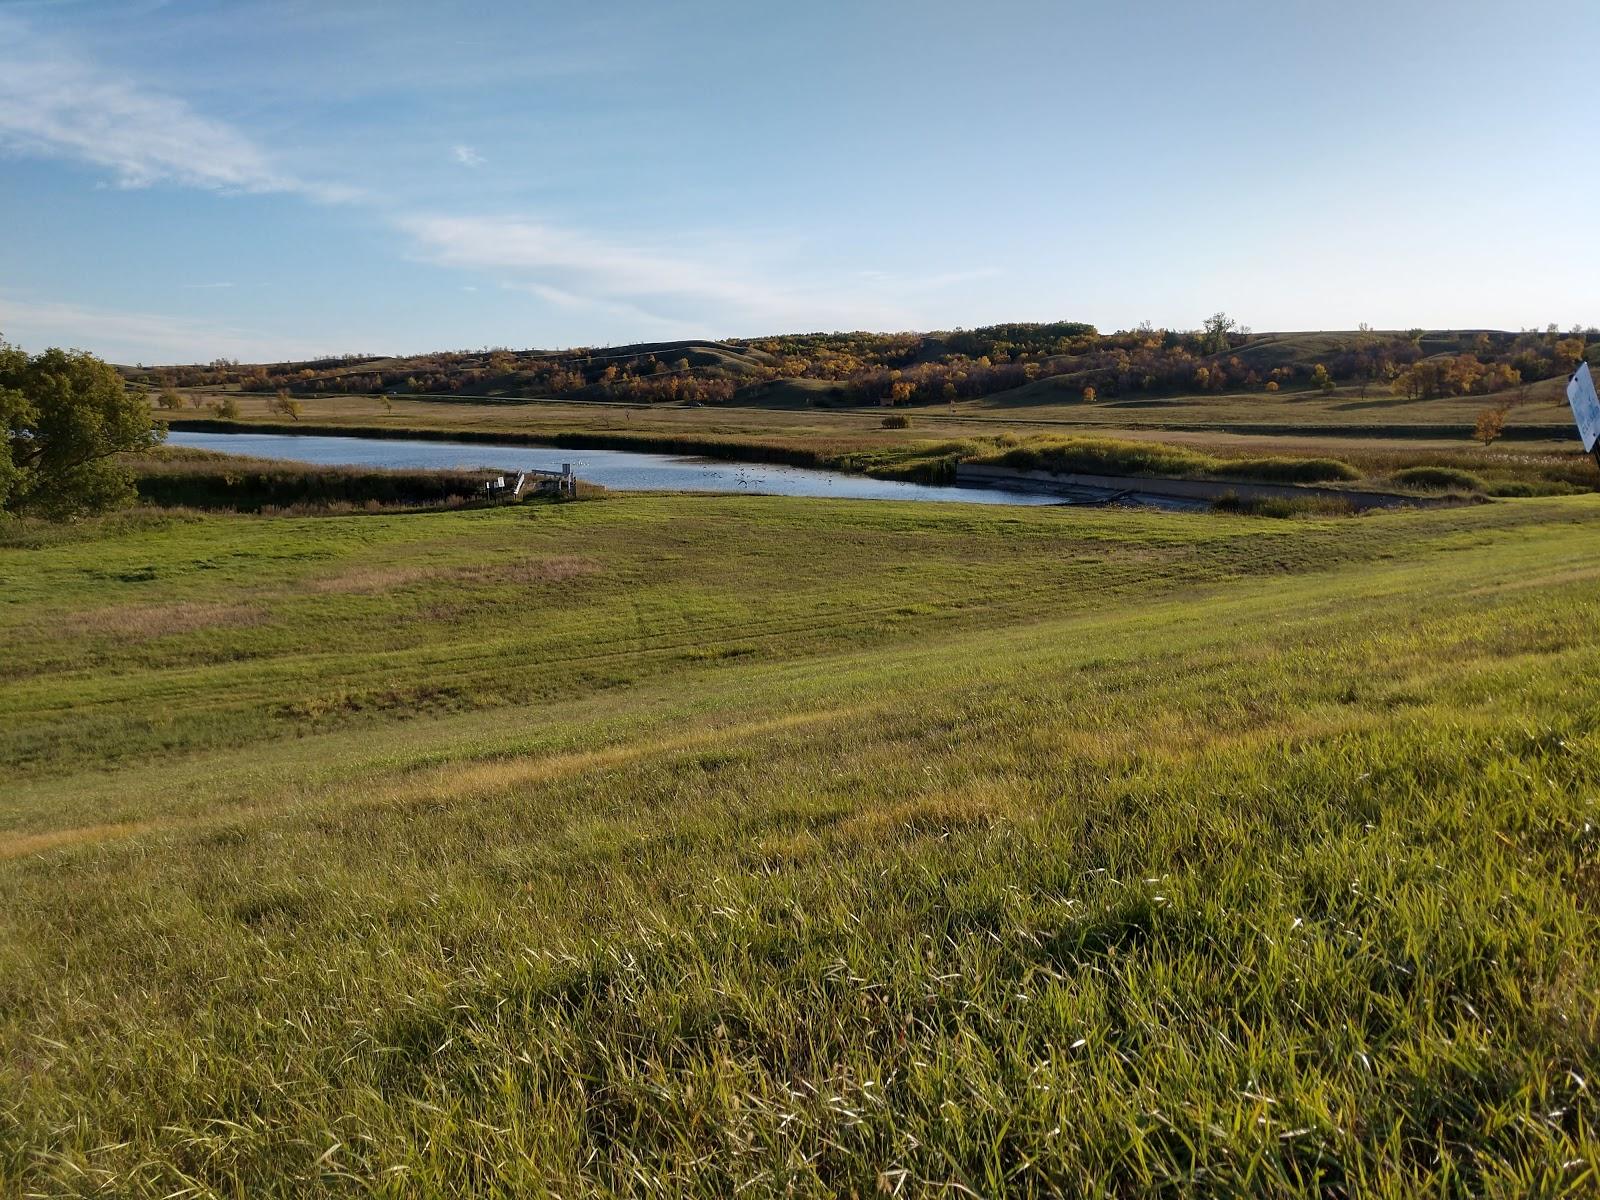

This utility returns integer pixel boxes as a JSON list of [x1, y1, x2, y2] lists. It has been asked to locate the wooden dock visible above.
[[483, 464, 578, 500]]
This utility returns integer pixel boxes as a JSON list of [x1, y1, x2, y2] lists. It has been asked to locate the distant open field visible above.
[[156, 371, 1580, 443], [961, 373, 1574, 437], [4, 493, 1599, 1195]]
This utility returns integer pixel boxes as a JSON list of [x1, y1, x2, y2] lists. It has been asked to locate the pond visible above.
[[165, 431, 1063, 506]]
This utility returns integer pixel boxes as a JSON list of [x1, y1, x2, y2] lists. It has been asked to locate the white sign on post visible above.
[[1568, 361, 1600, 453]]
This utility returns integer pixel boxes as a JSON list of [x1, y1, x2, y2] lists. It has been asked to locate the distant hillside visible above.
[[124, 322, 1598, 410]]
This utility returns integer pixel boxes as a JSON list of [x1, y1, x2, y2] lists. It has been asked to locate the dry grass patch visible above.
[[495, 554, 599, 585], [51, 600, 266, 640], [2, 706, 871, 861], [833, 785, 1017, 847], [304, 563, 451, 594], [305, 554, 599, 595], [0, 821, 153, 860]]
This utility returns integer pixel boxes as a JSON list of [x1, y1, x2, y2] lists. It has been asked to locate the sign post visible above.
[[1568, 362, 1600, 470]]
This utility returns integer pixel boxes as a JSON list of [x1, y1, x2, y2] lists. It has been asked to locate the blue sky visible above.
[[0, 0, 1595, 363]]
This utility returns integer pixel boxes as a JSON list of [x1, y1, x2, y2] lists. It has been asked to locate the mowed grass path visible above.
[[3, 496, 1599, 1196]]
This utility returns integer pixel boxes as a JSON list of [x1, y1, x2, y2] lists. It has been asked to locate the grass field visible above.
[[161, 375, 1582, 445], [4, 491, 1600, 1196]]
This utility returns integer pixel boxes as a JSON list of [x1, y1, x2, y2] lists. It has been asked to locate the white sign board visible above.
[[1568, 361, 1600, 453]]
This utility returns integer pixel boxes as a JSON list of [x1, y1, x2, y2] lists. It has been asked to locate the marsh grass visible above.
[[973, 436, 1363, 485], [1211, 492, 1359, 518], [1389, 466, 1488, 494], [126, 447, 493, 511], [1217, 456, 1362, 484], [2, 495, 1599, 1196]]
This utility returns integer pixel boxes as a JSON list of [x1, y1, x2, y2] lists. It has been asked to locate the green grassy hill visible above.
[[4, 494, 1600, 1195]]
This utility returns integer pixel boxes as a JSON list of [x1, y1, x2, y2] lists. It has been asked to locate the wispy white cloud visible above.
[[397, 213, 780, 310], [182, 281, 236, 290], [0, 11, 353, 200], [394, 213, 923, 331], [501, 281, 702, 338], [0, 10, 952, 357]]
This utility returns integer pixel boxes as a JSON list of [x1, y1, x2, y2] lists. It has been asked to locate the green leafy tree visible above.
[[1201, 312, 1236, 354], [0, 344, 27, 512], [1, 339, 162, 518]]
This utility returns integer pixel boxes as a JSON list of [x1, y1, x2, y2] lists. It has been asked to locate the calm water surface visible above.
[[166, 431, 1061, 506]]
